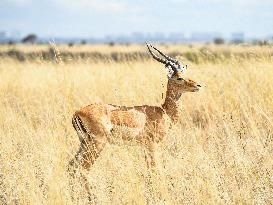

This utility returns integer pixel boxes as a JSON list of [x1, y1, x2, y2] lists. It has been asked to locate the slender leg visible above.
[[81, 136, 106, 169], [81, 138, 106, 198], [144, 143, 156, 171], [68, 136, 106, 202], [143, 143, 157, 205]]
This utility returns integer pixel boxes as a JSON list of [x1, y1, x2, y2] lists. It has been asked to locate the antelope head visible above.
[[147, 44, 202, 93]]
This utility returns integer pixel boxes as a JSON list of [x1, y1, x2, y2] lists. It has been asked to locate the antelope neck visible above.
[[162, 80, 182, 123]]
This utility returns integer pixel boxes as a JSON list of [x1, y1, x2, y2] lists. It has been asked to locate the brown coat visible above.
[[69, 74, 201, 172]]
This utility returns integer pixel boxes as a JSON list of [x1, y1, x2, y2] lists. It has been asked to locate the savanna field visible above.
[[0, 44, 272, 204]]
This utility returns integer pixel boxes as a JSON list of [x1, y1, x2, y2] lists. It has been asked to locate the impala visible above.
[[68, 44, 201, 175]]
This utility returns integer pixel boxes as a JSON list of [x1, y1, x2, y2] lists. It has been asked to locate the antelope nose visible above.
[[197, 84, 202, 88]]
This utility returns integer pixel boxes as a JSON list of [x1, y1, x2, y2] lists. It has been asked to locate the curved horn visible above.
[[150, 45, 180, 65], [146, 44, 167, 64], [146, 44, 178, 73]]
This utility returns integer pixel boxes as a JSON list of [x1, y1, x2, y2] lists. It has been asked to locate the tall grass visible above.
[[0, 45, 272, 204]]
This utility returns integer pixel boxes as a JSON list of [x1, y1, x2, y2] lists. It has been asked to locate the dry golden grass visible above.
[[1, 43, 273, 54], [0, 44, 272, 204]]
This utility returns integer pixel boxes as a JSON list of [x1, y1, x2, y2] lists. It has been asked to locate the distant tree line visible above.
[[0, 32, 272, 45], [22, 34, 38, 44]]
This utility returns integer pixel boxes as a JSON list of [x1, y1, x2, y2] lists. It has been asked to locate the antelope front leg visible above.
[[143, 143, 158, 204], [143, 143, 156, 171]]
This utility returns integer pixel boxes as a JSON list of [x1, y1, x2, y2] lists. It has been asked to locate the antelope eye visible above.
[[177, 77, 184, 81]]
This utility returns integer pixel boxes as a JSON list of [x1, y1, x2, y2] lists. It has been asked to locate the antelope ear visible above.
[[176, 63, 187, 74], [181, 64, 187, 73]]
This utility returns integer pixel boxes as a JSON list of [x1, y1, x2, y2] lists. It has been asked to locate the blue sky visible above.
[[0, 0, 272, 38]]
